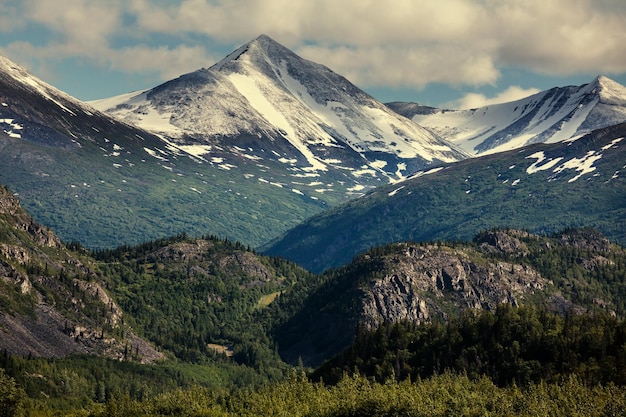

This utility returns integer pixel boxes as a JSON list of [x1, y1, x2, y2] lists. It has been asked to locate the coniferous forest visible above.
[[2, 229, 626, 416]]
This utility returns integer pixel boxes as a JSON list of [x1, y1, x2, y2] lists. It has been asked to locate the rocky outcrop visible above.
[[0, 185, 61, 249], [474, 229, 531, 256], [0, 185, 162, 363], [149, 239, 273, 284], [557, 228, 611, 252], [0, 185, 20, 215], [359, 243, 547, 330], [220, 251, 272, 283]]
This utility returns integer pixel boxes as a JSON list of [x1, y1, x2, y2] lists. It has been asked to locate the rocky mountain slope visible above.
[[94, 232, 319, 367], [92, 34, 468, 187], [0, 53, 330, 248], [263, 121, 626, 272], [0, 185, 161, 361], [387, 76, 626, 155], [276, 228, 624, 366]]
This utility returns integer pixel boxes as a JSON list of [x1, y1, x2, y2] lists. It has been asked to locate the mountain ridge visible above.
[[0, 51, 330, 248], [275, 227, 626, 367], [0, 185, 162, 361], [387, 75, 626, 155], [263, 121, 626, 273], [91, 34, 468, 184]]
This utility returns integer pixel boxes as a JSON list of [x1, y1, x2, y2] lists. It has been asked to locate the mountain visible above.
[[262, 122, 626, 273], [0, 184, 161, 361], [0, 178, 315, 368], [91, 34, 468, 189], [0, 36, 469, 250], [276, 228, 626, 367], [0, 53, 332, 249], [387, 76, 626, 155]]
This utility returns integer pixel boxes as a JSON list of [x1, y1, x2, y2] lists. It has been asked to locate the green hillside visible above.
[[263, 123, 626, 272], [4, 179, 626, 415]]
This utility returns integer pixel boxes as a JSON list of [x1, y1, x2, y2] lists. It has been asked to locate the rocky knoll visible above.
[[277, 229, 598, 366], [360, 243, 546, 330]]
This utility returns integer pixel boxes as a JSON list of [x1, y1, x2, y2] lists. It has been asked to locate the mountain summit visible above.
[[0, 52, 328, 248], [92, 35, 468, 186], [388, 76, 626, 155]]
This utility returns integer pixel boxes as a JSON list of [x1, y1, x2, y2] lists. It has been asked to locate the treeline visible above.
[[7, 371, 626, 417], [314, 305, 626, 386], [0, 353, 263, 414]]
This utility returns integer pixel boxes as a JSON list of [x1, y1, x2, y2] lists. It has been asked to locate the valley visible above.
[[1, 34, 626, 416]]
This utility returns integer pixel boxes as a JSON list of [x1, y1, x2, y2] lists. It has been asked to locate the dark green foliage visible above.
[[91, 234, 316, 375], [476, 228, 626, 314], [313, 306, 626, 387], [274, 228, 626, 366], [0, 129, 332, 249], [0, 353, 264, 413], [5, 200, 626, 416], [263, 124, 626, 272], [79, 372, 626, 416], [0, 368, 26, 417]]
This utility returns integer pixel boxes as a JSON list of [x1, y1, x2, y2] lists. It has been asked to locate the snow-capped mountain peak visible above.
[[91, 35, 468, 187], [390, 76, 626, 156], [594, 75, 626, 105], [0, 55, 82, 117], [211, 34, 286, 72]]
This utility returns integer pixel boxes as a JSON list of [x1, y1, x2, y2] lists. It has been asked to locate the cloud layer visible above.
[[1, 0, 625, 101], [449, 86, 543, 110]]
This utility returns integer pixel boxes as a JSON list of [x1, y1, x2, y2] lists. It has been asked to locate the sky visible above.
[[1, 0, 625, 109]]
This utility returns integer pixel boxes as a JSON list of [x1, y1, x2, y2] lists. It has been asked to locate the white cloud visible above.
[[2, 0, 626, 93], [124, 0, 626, 88], [449, 86, 542, 110], [0, 2, 25, 32], [296, 44, 500, 89], [24, 0, 123, 45], [108, 45, 215, 80], [488, 0, 626, 75]]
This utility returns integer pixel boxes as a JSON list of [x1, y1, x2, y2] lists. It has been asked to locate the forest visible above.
[[3, 229, 626, 415]]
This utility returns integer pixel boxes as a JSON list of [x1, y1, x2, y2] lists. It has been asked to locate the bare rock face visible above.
[[151, 239, 214, 262], [149, 238, 272, 283], [0, 187, 20, 214], [0, 186, 61, 249], [23, 222, 61, 248], [219, 251, 272, 282], [359, 243, 546, 330], [475, 229, 531, 256], [557, 228, 611, 252], [0, 185, 162, 363]]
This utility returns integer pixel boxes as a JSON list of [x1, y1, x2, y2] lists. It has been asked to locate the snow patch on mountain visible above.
[[0, 118, 23, 138], [90, 90, 184, 137], [525, 152, 564, 174], [526, 137, 623, 182], [227, 71, 328, 171]]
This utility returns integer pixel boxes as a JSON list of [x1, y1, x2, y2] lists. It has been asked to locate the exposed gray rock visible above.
[[359, 243, 546, 330]]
